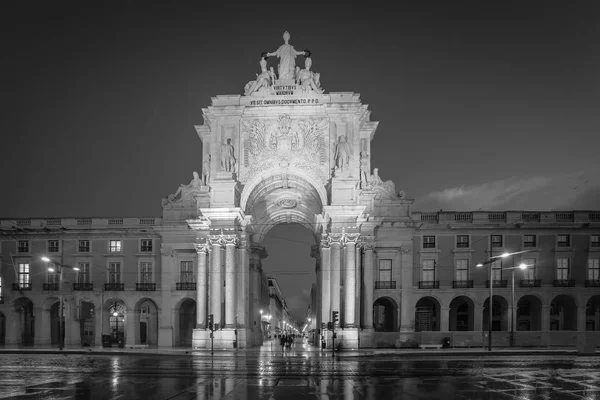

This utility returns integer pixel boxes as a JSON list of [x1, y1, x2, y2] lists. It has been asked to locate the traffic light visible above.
[[208, 314, 214, 331], [332, 311, 339, 324], [327, 322, 333, 330]]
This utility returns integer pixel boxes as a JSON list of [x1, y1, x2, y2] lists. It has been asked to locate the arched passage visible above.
[[415, 296, 440, 332], [483, 295, 508, 331], [550, 294, 577, 331], [516, 295, 542, 331], [135, 298, 159, 345], [373, 297, 397, 332], [12, 297, 35, 346], [586, 295, 600, 331], [177, 298, 196, 346], [79, 298, 95, 346], [0, 312, 5, 345], [108, 300, 126, 344], [449, 296, 474, 331]]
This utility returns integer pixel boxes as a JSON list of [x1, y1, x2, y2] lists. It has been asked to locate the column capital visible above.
[[208, 233, 238, 247], [320, 233, 330, 249], [328, 233, 344, 246], [194, 243, 210, 254], [344, 233, 361, 245]]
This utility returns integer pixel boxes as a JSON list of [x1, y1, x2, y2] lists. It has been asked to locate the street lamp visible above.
[[41, 256, 79, 350], [476, 250, 530, 351]]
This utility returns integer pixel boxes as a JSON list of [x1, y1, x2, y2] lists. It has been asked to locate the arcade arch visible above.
[[483, 295, 508, 331], [550, 294, 577, 331], [516, 294, 542, 331], [373, 296, 398, 332], [449, 296, 474, 331]]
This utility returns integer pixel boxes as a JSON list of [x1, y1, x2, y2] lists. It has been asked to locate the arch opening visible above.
[[483, 295, 509, 331], [550, 294, 577, 331], [449, 296, 475, 331], [516, 295, 542, 331], [415, 296, 440, 332]]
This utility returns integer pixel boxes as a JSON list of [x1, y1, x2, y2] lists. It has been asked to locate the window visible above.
[[18, 262, 30, 285], [591, 235, 600, 248], [522, 258, 536, 280], [456, 235, 469, 248], [523, 235, 537, 248], [588, 259, 599, 280], [378, 259, 392, 281], [109, 240, 122, 252], [491, 235, 503, 248], [455, 259, 469, 281], [48, 268, 59, 285], [78, 262, 91, 284], [422, 259, 435, 281], [78, 240, 90, 253], [140, 262, 153, 283], [180, 261, 194, 283], [140, 239, 153, 252], [423, 236, 435, 249], [491, 259, 502, 281], [48, 240, 60, 253], [557, 234, 570, 248], [109, 262, 121, 283], [556, 258, 569, 280], [17, 240, 29, 253]]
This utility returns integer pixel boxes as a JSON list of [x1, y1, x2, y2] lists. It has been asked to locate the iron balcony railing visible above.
[[43, 283, 59, 291], [584, 279, 600, 287], [452, 280, 473, 288], [73, 283, 94, 291], [104, 283, 125, 291], [12, 283, 32, 291], [176, 282, 196, 291], [519, 279, 541, 287], [486, 280, 508, 288], [418, 281, 439, 289], [375, 281, 396, 289], [553, 279, 576, 287], [136, 283, 156, 291]]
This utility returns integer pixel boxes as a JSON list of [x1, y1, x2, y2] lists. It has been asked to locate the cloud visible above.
[[415, 169, 600, 212]]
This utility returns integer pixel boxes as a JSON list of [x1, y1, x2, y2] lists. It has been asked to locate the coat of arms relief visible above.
[[239, 115, 329, 184]]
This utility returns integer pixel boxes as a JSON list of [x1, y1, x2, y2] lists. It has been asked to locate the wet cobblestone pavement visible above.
[[0, 341, 598, 399]]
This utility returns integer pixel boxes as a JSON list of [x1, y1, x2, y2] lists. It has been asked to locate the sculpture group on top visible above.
[[244, 31, 323, 96]]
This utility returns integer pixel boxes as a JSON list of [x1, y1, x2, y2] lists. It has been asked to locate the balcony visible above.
[[43, 283, 59, 291], [73, 283, 94, 291], [104, 283, 124, 291], [452, 280, 473, 288], [176, 282, 196, 291], [553, 279, 576, 287], [12, 283, 32, 291], [486, 280, 508, 288], [418, 281, 439, 289], [519, 279, 542, 288], [375, 281, 396, 289], [136, 283, 156, 291], [584, 279, 600, 287]]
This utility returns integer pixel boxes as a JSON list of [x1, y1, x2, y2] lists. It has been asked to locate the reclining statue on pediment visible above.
[[244, 56, 274, 96], [165, 171, 203, 204], [296, 57, 323, 94]]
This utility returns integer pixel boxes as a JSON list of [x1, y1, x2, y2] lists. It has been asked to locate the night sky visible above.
[[3, 2, 599, 321]]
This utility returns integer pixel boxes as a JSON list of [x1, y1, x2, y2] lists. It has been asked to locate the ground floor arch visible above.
[[135, 298, 159, 345], [585, 295, 600, 331], [107, 299, 126, 344], [0, 312, 5, 345], [449, 296, 474, 331], [483, 295, 508, 331], [373, 297, 398, 332], [177, 298, 196, 346], [550, 294, 577, 331], [516, 294, 542, 331], [12, 297, 35, 345], [415, 296, 440, 332]]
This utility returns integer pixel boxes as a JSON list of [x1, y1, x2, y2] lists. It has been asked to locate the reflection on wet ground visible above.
[[0, 340, 598, 399]]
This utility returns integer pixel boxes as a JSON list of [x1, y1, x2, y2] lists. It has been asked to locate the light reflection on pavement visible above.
[[0, 340, 598, 399]]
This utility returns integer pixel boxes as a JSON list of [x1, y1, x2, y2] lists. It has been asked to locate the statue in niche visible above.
[[359, 151, 369, 187], [266, 31, 305, 80], [296, 56, 323, 94], [220, 138, 236, 172], [202, 155, 211, 185], [366, 168, 400, 199], [167, 171, 202, 203], [334, 135, 351, 173], [244, 55, 273, 96]]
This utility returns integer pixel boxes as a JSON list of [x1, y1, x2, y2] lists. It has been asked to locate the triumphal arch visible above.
[[161, 32, 414, 348]]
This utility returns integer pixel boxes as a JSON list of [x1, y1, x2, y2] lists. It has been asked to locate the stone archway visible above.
[[177, 298, 196, 347], [415, 297, 441, 332], [135, 298, 159, 345], [516, 294, 543, 331], [550, 294, 577, 331], [483, 295, 509, 331], [0, 312, 5, 345], [373, 297, 398, 332], [586, 295, 600, 331], [449, 296, 475, 331], [12, 297, 35, 346]]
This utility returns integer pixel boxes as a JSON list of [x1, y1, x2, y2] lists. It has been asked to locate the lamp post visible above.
[[113, 306, 119, 344], [477, 250, 530, 351], [41, 256, 79, 351]]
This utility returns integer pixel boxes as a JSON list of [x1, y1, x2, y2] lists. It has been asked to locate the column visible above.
[[236, 234, 249, 329], [225, 237, 237, 328], [320, 237, 331, 324], [440, 306, 450, 332], [125, 309, 137, 345], [363, 244, 374, 328], [344, 234, 359, 327], [474, 306, 483, 332], [195, 243, 209, 329], [330, 235, 342, 321], [355, 245, 362, 328], [210, 239, 223, 326]]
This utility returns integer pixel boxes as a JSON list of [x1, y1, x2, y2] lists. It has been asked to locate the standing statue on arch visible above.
[[267, 31, 305, 81], [221, 138, 236, 173], [334, 135, 351, 173]]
